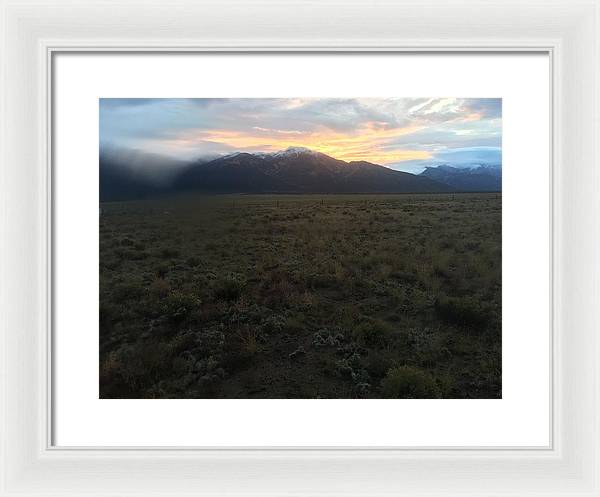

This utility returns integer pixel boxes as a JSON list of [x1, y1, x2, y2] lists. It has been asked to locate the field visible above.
[[99, 193, 501, 399]]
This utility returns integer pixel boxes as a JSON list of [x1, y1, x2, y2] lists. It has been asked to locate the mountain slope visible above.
[[100, 147, 507, 200], [175, 148, 449, 194], [419, 164, 501, 192], [174, 153, 284, 193]]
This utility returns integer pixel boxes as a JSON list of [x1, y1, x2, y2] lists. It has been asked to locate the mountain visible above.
[[174, 147, 449, 194], [100, 147, 505, 201], [419, 164, 501, 192]]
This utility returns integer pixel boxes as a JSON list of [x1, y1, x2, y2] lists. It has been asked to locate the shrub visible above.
[[171, 355, 195, 375], [434, 296, 490, 329], [365, 351, 394, 379], [381, 366, 440, 398], [284, 314, 305, 333], [335, 353, 369, 386], [308, 272, 338, 289], [159, 247, 180, 259], [168, 330, 197, 354], [221, 326, 258, 368], [313, 329, 344, 348], [195, 326, 226, 356], [149, 277, 171, 299], [463, 240, 481, 252], [187, 255, 201, 267], [155, 263, 169, 278], [99, 302, 115, 328], [101, 341, 172, 394], [261, 278, 295, 308], [405, 327, 436, 351], [352, 319, 392, 347], [389, 270, 418, 284], [161, 291, 201, 322], [262, 314, 286, 334], [112, 282, 143, 301], [120, 237, 135, 246], [239, 328, 259, 356], [213, 273, 246, 301]]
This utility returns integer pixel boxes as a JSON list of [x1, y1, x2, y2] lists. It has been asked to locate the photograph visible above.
[[99, 97, 502, 399]]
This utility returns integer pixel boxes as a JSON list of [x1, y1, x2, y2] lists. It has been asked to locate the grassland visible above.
[[99, 193, 501, 398]]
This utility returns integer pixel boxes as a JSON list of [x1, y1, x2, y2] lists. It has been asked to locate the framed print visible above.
[[1, 1, 599, 496], [52, 52, 550, 448]]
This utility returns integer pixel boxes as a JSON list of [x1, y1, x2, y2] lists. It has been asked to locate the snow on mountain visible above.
[[217, 147, 321, 161], [270, 146, 323, 158]]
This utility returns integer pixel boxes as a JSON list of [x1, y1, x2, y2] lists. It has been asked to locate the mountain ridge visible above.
[[174, 148, 449, 195], [100, 147, 501, 201], [419, 163, 501, 192]]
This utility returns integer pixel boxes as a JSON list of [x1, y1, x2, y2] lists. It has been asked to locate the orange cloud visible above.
[[161, 123, 431, 165]]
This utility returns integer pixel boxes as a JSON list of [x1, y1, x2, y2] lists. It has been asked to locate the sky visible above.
[[100, 98, 501, 173]]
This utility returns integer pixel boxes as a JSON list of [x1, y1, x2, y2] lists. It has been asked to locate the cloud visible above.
[[463, 98, 502, 119], [389, 146, 502, 173], [100, 97, 501, 166], [434, 146, 501, 164], [100, 98, 160, 108], [100, 146, 190, 186]]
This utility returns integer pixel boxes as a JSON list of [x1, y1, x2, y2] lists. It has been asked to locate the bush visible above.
[[112, 282, 143, 301], [434, 296, 490, 329], [381, 366, 440, 398], [100, 341, 172, 394], [149, 277, 171, 299], [313, 329, 344, 348], [352, 319, 392, 347], [168, 330, 197, 354], [159, 247, 180, 259], [389, 270, 418, 284], [365, 351, 394, 379], [195, 326, 226, 356], [99, 302, 115, 328], [161, 292, 201, 322], [308, 272, 338, 289], [335, 353, 370, 386], [262, 314, 286, 334], [155, 263, 170, 278], [214, 273, 246, 301], [120, 237, 135, 246], [187, 256, 202, 267]]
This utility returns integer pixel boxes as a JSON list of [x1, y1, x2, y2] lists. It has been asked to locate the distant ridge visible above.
[[419, 164, 501, 192], [100, 147, 502, 201]]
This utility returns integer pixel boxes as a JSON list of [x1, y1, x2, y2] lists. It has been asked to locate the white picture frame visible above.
[[1, 0, 598, 495]]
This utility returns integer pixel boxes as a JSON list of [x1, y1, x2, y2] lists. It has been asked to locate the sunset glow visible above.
[[100, 98, 501, 172]]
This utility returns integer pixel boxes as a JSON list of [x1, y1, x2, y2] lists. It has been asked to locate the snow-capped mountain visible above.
[[269, 146, 324, 158], [100, 147, 503, 201], [172, 148, 450, 195]]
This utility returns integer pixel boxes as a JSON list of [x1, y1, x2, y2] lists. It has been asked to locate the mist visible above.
[[99, 147, 193, 187]]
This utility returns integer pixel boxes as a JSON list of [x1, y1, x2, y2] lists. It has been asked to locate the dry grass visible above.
[[99, 193, 501, 398]]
